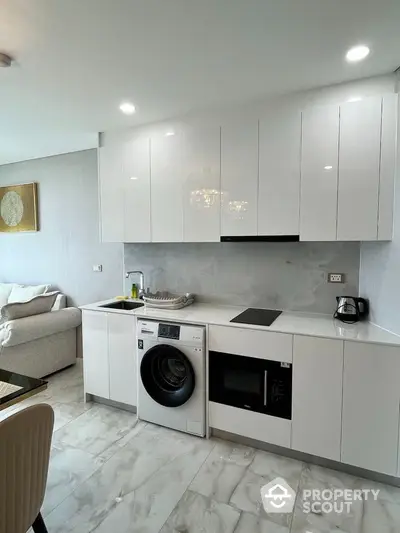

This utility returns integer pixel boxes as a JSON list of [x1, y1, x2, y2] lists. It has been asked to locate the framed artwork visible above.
[[0, 183, 38, 233]]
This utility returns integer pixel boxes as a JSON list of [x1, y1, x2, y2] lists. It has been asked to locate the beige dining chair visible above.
[[0, 404, 54, 533]]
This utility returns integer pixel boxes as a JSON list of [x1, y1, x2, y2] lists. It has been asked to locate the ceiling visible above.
[[1, 0, 400, 165]]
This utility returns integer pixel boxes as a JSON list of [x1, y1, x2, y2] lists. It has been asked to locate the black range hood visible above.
[[220, 235, 300, 243]]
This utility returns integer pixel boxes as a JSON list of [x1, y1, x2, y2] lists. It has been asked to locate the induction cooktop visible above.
[[230, 308, 282, 327]]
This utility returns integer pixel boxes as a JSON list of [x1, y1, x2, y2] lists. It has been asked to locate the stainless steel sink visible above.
[[100, 301, 144, 311]]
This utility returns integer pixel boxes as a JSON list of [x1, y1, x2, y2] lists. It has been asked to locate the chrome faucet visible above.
[[125, 270, 145, 299]]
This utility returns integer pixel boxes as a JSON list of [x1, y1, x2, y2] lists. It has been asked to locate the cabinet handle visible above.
[[264, 371, 268, 406]]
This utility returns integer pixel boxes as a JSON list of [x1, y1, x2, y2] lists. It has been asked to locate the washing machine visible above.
[[137, 319, 206, 437]]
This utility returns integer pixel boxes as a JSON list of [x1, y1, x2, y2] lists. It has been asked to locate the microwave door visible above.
[[209, 352, 269, 414]]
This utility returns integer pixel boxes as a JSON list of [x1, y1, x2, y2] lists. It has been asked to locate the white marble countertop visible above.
[[80, 299, 400, 347]]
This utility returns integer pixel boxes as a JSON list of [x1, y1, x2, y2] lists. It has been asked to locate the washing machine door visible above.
[[140, 344, 195, 407]]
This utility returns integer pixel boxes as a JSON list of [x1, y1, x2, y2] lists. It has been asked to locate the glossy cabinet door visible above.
[[151, 129, 184, 242], [300, 105, 339, 241], [98, 144, 124, 242], [337, 97, 382, 241], [221, 116, 258, 236], [292, 336, 343, 461], [108, 313, 137, 406], [342, 341, 400, 475], [82, 311, 110, 399], [258, 108, 301, 236], [182, 125, 221, 242], [378, 94, 397, 240], [123, 137, 151, 242]]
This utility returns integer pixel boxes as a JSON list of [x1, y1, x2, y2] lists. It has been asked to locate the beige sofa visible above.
[[0, 284, 81, 378]]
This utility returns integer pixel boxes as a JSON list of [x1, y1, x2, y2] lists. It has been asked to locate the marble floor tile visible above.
[[249, 449, 304, 492], [160, 490, 240, 533], [300, 463, 359, 492], [292, 466, 363, 533], [234, 512, 289, 533], [190, 439, 255, 503], [46, 364, 85, 404], [52, 403, 138, 455], [45, 423, 215, 533], [359, 497, 400, 533], [230, 469, 293, 530], [42, 441, 105, 517]]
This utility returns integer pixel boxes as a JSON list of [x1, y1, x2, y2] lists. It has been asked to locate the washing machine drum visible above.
[[140, 344, 196, 407]]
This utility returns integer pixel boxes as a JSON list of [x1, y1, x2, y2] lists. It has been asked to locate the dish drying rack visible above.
[[142, 291, 195, 310]]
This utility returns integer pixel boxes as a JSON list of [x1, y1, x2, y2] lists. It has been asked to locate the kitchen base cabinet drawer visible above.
[[209, 325, 292, 363], [209, 402, 291, 448]]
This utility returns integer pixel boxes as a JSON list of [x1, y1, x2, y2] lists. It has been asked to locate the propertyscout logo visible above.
[[261, 477, 380, 515], [261, 478, 296, 513]]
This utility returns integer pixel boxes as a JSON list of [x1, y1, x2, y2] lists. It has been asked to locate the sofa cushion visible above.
[[8, 284, 50, 304], [1, 292, 59, 323], [0, 283, 19, 308]]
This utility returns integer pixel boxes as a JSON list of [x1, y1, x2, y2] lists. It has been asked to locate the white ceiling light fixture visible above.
[[346, 45, 370, 62], [347, 96, 362, 102], [0, 53, 13, 67], [130, 176, 138, 180], [324, 165, 333, 170], [119, 102, 136, 115], [165, 131, 175, 137]]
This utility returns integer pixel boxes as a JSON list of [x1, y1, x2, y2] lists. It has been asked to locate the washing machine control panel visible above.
[[158, 323, 180, 340]]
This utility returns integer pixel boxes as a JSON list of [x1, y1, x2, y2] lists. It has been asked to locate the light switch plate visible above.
[[93, 265, 103, 272]]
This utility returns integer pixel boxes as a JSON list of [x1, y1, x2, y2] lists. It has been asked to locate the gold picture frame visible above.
[[0, 183, 38, 233]]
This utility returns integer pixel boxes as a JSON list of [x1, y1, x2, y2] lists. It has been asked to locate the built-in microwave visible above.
[[209, 351, 292, 420]]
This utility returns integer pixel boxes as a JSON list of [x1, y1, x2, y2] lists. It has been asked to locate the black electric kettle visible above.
[[334, 296, 369, 323]]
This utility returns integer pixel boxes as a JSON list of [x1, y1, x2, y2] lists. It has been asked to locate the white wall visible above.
[[0, 149, 123, 306], [360, 75, 400, 334]]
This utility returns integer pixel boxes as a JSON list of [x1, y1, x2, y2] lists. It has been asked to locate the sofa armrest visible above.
[[0, 307, 82, 348], [52, 294, 67, 311]]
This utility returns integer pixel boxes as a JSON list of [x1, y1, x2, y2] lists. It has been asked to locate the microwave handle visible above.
[[263, 371, 267, 406]]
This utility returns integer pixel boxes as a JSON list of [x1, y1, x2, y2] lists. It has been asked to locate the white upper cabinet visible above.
[[151, 124, 221, 242], [98, 143, 124, 242], [99, 93, 397, 243], [258, 108, 301, 236], [182, 125, 221, 242], [221, 116, 258, 237], [300, 105, 339, 241], [151, 130, 185, 242], [99, 137, 151, 243], [378, 94, 398, 241], [123, 138, 151, 242], [337, 97, 382, 241]]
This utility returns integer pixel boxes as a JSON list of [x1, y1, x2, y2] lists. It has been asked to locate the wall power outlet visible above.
[[328, 273, 345, 283]]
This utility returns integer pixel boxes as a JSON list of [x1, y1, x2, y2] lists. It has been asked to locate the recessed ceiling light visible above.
[[119, 102, 136, 115], [324, 165, 333, 170], [346, 45, 370, 62], [130, 176, 138, 180], [165, 131, 175, 137], [347, 96, 362, 102], [0, 52, 12, 67]]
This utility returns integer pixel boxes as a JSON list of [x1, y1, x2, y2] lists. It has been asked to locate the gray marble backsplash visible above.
[[124, 242, 360, 314]]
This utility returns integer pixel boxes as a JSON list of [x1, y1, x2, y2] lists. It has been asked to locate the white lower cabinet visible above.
[[82, 311, 110, 399], [108, 313, 137, 406], [83, 310, 137, 407], [292, 336, 343, 461], [209, 402, 291, 448], [341, 341, 400, 476]]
